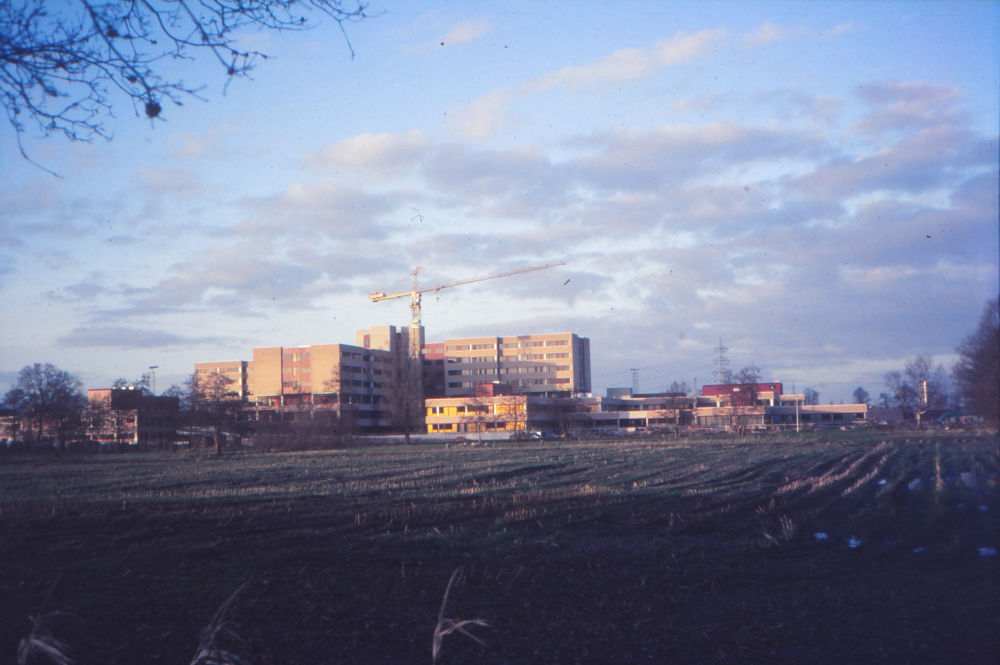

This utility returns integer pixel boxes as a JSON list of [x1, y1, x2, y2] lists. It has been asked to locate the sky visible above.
[[1, 0, 998, 404]]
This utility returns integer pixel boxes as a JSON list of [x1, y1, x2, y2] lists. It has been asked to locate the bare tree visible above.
[[953, 296, 1000, 428], [656, 394, 690, 438], [666, 380, 691, 395], [87, 391, 135, 447], [4, 363, 85, 447], [884, 355, 949, 413], [904, 355, 950, 408], [161, 384, 184, 399], [195, 370, 241, 454], [1, 0, 369, 171], [181, 370, 202, 412], [384, 348, 423, 445], [112, 373, 151, 393], [463, 394, 491, 444], [497, 391, 530, 440], [548, 396, 588, 439], [883, 370, 917, 412], [802, 388, 820, 406], [730, 365, 763, 436]]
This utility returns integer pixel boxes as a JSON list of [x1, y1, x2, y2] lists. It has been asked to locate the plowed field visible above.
[[1, 433, 997, 664]]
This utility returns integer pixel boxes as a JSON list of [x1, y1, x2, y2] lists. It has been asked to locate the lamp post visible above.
[[149, 366, 158, 396]]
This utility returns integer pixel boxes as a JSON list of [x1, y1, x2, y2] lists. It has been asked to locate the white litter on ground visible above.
[[979, 547, 997, 557], [814, 533, 829, 541], [960, 472, 979, 489], [848, 537, 862, 548], [957, 504, 965, 508], [877, 479, 887, 485], [912, 547, 924, 553], [908, 478, 921, 490], [979, 505, 989, 511]]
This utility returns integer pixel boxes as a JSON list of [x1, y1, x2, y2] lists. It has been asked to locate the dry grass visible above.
[[432, 568, 488, 664], [190, 585, 249, 665], [18, 611, 75, 665]]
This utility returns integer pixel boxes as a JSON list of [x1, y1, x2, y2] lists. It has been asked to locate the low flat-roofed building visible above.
[[425, 387, 693, 436], [87, 388, 180, 446]]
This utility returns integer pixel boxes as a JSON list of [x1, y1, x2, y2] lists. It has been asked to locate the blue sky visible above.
[[1, 0, 998, 403]]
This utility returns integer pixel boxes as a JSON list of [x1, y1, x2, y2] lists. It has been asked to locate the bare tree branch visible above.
[[1, 0, 369, 171]]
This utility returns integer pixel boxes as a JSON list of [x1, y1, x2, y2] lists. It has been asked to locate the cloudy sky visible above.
[[1, 0, 997, 403]]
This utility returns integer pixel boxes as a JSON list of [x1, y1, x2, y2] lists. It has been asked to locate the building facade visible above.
[[193, 360, 249, 399], [87, 388, 181, 446], [243, 342, 397, 433], [194, 327, 590, 434], [423, 332, 591, 398], [425, 388, 692, 436]]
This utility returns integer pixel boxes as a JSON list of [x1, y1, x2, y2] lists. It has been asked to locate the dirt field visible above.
[[1, 432, 997, 664]]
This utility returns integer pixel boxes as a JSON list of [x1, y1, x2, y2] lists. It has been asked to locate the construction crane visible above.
[[370, 260, 565, 360]]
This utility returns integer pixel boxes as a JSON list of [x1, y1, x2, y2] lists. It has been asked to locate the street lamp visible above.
[[149, 366, 158, 395]]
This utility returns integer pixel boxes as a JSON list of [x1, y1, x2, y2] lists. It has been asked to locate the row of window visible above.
[[282, 352, 310, 362], [446, 377, 570, 389], [447, 365, 569, 377], [446, 339, 570, 351]]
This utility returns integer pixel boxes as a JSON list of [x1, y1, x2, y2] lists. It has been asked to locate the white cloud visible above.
[[448, 89, 513, 142], [442, 19, 491, 46], [527, 29, 726, 93], [654, 28, 728, 66], [300, 130, 431, 178], [743, 21, 804, 46]]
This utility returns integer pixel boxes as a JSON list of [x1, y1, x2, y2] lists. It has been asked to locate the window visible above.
[[545, 339, 568, 346], [471, 343, 495, 350], [546, 352, 570, 359], [446, 344, 470, 351]]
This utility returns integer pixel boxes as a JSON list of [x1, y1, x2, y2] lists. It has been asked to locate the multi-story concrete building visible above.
[[423, 332, 591, 398], [244, 341, 397, 432], [193, 360, 249, 399], [194, 326, 589, 433], [356, 324, 419, 355]]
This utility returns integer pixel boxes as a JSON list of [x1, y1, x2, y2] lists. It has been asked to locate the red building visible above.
[[701, 383, 784, 407]]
